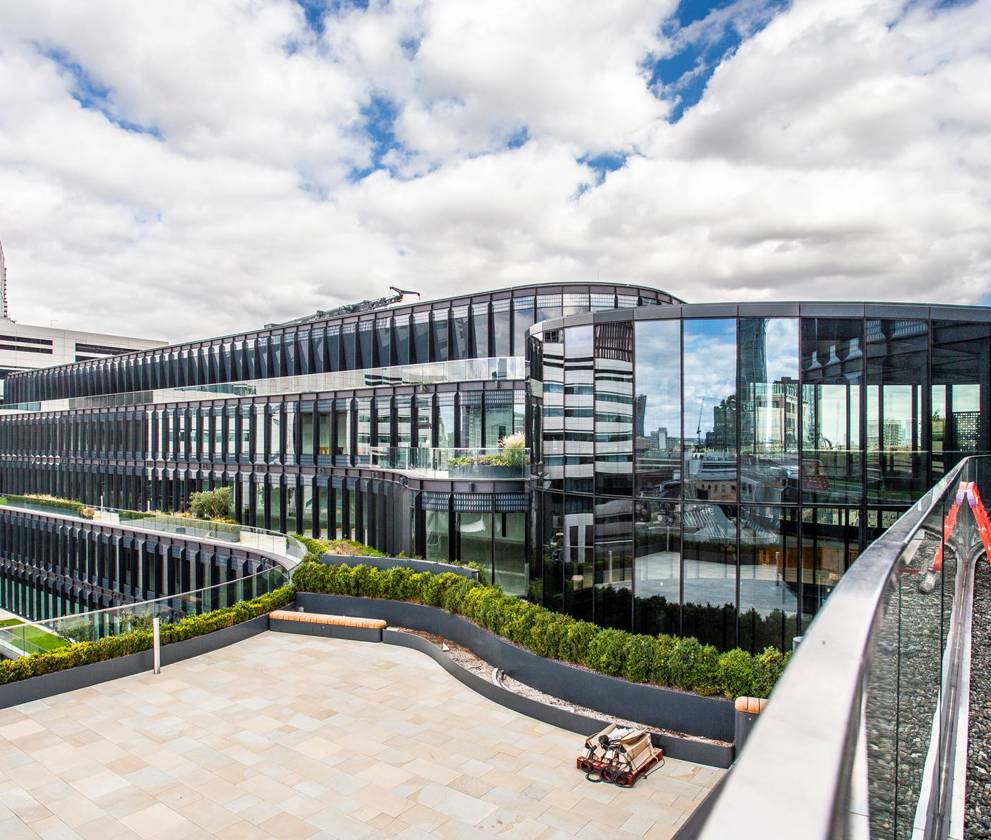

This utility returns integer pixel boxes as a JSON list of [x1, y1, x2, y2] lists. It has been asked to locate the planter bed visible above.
[[295, 592, 736, 744], [390, 626, 734, 768]]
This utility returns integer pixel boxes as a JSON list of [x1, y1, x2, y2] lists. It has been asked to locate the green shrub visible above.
[[752, 647, 789, 698], [667, 637, 723, 695], [561, 621, 599, 667], [292, 560, 787, 699], [717, 648, 755, 699], [188, 487, 233, 520], [586, 629, 630, 676], [0, 585, 294, 687], [2, 493, 87, 516], [621, 635, 659, 684]]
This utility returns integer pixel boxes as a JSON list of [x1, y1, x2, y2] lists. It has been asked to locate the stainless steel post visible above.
[[152, 617, 161, 674]]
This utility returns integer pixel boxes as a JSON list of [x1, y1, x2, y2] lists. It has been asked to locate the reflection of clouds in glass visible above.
[[683, 319, 735, 435], [763, 319, 798, 383], [636, 321, 680, 436]]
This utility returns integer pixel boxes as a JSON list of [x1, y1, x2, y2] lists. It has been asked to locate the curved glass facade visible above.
[[5, 282, 991, 648], [529, 304, 991, 652]]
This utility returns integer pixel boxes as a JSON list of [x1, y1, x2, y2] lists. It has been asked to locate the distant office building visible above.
[[0, 241, 166, 397]]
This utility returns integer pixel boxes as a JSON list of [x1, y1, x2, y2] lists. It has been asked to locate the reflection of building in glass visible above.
[[7, 283, 991, 654]]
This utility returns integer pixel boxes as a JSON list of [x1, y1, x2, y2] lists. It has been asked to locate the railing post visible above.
[[152, 616, 161, 674]]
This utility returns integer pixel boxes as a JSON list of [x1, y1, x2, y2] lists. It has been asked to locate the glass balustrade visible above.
[[0, 356, 525, 415], [369, 446, 529, 480], [0, 566, 289, 657], [0, 498, 306, 565]]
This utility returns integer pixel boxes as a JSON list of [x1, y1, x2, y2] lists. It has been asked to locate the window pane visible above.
[[565, 326, 594, 494], [472, 302, 490, 357], [801, 506, 860, 623], [493, 299, 511, 356], [634, 500, 680, 635], [682, 502, 738, 650], [413, 312, 430, 363], [415, 394, 432, 447], [433, 310, 450, 362], [301, 408, 314, 456], [485, 392, 513, 448], [437, 394, 455, 448], [594, 497, 633, 630], [740, 318, 799, 504], [801, 318, 863, 504], [739, 505, 799, 653], [451, 305, 469, 360], [358, 320, 374, 368], [866, 319, 928, 504], [394, 315, 411, 366], [562, 495, 594, 621], [459, 392, 482, 449], [683, 319, 737, 501], [376, 318, 392, 367], [512, 297, 534, 356], [494, 511, 527, 596], [458, 511, 492, 578], [635, 319, 681, 498], [595, 322, 634, 496], [931, 320, 991, 477], [426, 509, 450, 562], [396, 396, 412, 447]]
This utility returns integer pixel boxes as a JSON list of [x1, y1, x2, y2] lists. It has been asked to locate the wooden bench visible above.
[[269, 609, 387, 642]]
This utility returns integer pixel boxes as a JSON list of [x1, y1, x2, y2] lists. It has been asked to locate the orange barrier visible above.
[[931, 481, 991, 573]]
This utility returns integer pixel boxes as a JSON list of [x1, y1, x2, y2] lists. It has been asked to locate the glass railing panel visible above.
[[0, 499, 306, 567], [370, 446, 529, 479], [0, 567, 288, 655], [0, 357, 526, 414]]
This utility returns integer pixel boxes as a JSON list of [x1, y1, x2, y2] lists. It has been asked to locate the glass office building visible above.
[[528, 303, 991, 651], [2, 286, 989, 650]]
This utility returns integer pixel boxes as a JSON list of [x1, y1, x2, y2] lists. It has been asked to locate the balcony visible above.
[[370, 445, 529, 480]]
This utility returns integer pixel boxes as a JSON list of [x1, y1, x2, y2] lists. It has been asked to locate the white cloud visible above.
[[0, 0, 987, 345]]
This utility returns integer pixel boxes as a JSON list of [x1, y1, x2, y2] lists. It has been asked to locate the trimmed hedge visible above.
[[293, 534, 386, 564], [0, 585, 294, 686], [1, 493, 89, 517], [291, 561, 789, 699], [292, 534, 489, 583]]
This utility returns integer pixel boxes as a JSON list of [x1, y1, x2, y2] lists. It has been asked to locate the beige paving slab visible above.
[[0, 631, 722, 837]]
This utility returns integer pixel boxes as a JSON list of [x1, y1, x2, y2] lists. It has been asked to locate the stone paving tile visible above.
[[0, 632, 722, 837]]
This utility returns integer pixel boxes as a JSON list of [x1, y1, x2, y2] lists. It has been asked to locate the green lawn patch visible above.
[[0, 618, 24, 629]]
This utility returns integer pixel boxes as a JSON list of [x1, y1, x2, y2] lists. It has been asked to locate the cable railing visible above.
[[0, 356, 525, 415], [0, 566, 289, 657], [695, 456, 991, 840]]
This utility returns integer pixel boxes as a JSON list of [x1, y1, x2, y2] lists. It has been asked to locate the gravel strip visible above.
[[967, 561, 991, 838], [395, 626, 731, 747]]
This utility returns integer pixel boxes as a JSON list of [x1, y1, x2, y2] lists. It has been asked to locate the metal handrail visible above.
[[697, 456, 977, 840]]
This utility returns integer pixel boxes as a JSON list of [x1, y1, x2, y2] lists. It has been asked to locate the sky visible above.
[[0, 0, 988, 343]]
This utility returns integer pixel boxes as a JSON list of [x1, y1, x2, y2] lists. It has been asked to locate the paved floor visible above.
[[0, 632, 722, 839]]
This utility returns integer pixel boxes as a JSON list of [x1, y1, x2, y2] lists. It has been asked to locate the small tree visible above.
[[188, 487, 233, 520]]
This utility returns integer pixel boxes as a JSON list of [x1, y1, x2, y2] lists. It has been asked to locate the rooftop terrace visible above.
[[0, 632, 721, 839]]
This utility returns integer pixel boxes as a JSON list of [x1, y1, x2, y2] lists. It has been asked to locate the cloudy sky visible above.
[[0, 0, 988, 343]]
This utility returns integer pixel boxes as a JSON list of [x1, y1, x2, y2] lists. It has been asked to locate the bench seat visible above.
[[269, 609, 387, 641]]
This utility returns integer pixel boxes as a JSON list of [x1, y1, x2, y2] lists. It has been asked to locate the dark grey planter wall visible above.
[[295, 593, 735, 744], [318, 554, 478, 580], [0, 614, 269, 710], [383, 629, 733, 768]]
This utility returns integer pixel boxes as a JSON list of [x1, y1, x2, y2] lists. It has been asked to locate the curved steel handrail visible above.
[[698, 457, 977, 840]]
